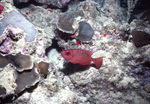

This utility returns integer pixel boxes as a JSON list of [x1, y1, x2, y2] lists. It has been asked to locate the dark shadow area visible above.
[[59, 4, 68, 12], [15, 82, 39, 99], [61, 62, 91, 75], [54, 29, 75, 42], [13, 0, 69, 12], [133, 0, 150, 14], [45, 28, 77, 57], [142, 61, 150, 68], [119, 30, 130, 41], [0, 81, 39, 103], [13, 0, 38, 8], [0, 94, 16, 104], [45, 38, 63, 56], [120, 0, 150, 23]]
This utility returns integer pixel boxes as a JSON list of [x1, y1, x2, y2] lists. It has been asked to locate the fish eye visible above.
[[65, 51, 70, 56]]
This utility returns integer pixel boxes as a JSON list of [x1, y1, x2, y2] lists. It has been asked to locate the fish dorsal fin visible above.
[[84, 50, 93, 56]]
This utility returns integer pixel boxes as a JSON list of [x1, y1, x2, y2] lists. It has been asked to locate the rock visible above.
[[120, 0, 150, 22], [15, 67, 40, 94], [92, 0, 105, 7], [0, 53, 33, 72], [0, 10, 37, 42], [141, 9, 150, 24], [50, 87, 77, 103], [78, 21, 94, 41], [144, 84, 150, 93], [57, 10, 84, 33], [78, 1, 101, 19], [12, 53, 33, 72], [0, 64, 17, 97], [0, 54, 11, 68], [131, 30, 150, 47], [7, 30, 23, 41], [34, 0, 71, 8], [13, 0, 30, 4], [38, 61, 49, 77], [0, 25, 27, 54]]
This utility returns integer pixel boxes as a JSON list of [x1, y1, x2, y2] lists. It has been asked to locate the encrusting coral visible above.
[[15, 67, 40, 94], [57, 10, 84, 33], [0, 53, 33, 72], [12, 53, 33, 72]]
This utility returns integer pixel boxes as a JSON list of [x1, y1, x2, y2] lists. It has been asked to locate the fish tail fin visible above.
[[93, 57, 103, 69]]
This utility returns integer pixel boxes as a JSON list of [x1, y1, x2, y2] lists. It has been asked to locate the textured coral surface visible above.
[[0, 0, 150, 104]]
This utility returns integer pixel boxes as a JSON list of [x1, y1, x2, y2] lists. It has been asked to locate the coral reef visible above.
[[78, 21, 94, 41], [38, 61, 49, 77], [141, 9, 150, 23], [131, 30, 150, 47], [0, 0, 150, 104], [0, 53, 33, 71], [13, 0, 30, 4], [34, 0, 71, 8], [12, 53, 33, 72], [15, 67, 40, 94], [0, 54, 11, 68], [0, 10, 37, 42], [57, 10, 84, 33], [0, 85, 6, 97], [13, 0, 71, 8]]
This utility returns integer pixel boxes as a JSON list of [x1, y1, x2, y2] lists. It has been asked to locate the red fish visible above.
[[0, 5, 4, 14], [61, 49, 103, 69]]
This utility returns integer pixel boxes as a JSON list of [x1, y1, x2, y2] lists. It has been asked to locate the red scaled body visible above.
[[61, 49, 103, 69]]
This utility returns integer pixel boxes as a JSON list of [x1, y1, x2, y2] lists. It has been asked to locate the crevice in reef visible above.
[[45, 38, 63, 56], [13, 0, 69, 12], [142, 61, 150, 68], [54, 29, 75, 42], [0, 83, 39, 104], [13, 0, 38, 9], [14, 82, 39, 101], [0, 94, 15, 104]]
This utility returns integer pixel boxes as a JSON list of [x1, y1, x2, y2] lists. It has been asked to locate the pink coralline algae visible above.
[[0, 5, 4, 14], [0, 38, 12, 54]]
